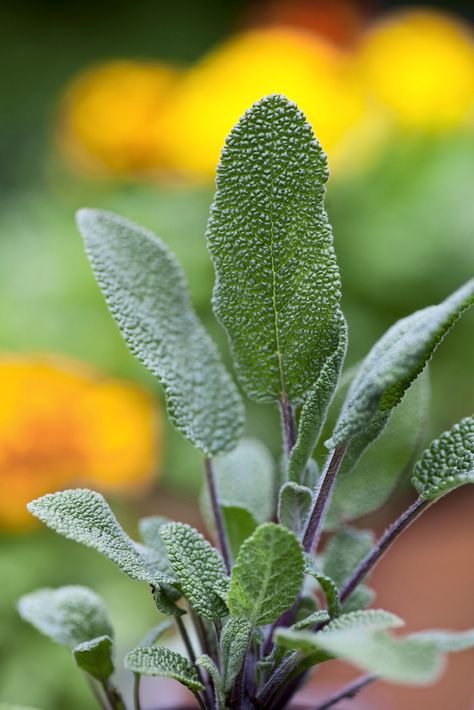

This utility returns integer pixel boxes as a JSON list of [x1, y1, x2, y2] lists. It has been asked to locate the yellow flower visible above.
[[0, 356, 160, 531], [160, 28, 367, 180], [58, 60, 179, 175], [358, 9, 474, 129]]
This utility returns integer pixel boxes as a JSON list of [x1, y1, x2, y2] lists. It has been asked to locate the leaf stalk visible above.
[[205, 457, 232, 574]]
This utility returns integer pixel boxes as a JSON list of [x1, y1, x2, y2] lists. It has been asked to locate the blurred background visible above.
[[0, 0, 473, 708]]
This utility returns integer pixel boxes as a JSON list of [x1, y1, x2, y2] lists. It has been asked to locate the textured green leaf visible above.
[[412, 629, 474, 652], [323, 528, 374, 588], [138, 620, 174, 647], [341, 586, 376, 614], [276, 627, 443, 685], [138, 516, 176, 578], [220, 617, 253, 693], [305, 556, 341, 618], [18, 586, 113, 647], [288, 318, 347, 482], [292, 610, 330, 631], [77, 208, 244, 456], [329, 278, 474, 448], [161, 523, 229, 620], [73, 635, 114, 681], [196, 654, 225, 707], [228, 523, 305, 626], [27, 489, 168, 586], [412, 415, 474, 500], [324, 609, 403, 632], [222, 506, 258, 559], [325, 372, 430, 528], [208, 94, 343, 404], [278, 482, 312, 537], [201, 438, 274, 529], [124, 646, 204, 692]]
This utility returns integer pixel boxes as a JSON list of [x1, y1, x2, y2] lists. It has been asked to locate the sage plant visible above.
[[18, 95, 474, 710]]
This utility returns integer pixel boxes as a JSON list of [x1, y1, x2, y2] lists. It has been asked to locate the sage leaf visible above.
[[138, 516, 176, 578], [292, 610, 330, 631], [73, 635, 114, 681], [161, 523, 229, 619], [27, 489, 169, 586], [222, 506, 258, 559], [77, 208, 244, 456], [323, 528, 374, 588], [278, 482, 312, 537], [342, 586, 376, 614], [329, 278, 474, 448], [305, 556, 341, 618], [411, 629, 474, 652], [208, 94, 343, 404], [288, 318, 347, 482], [124, 646, 204, 692], [196, 654, 225, 707], [228, 523, 305, 626], [325, 372, 430, 528], [411, 415, 474, 500], [18, 586, 113, 647], [220, 617, 253, 693]]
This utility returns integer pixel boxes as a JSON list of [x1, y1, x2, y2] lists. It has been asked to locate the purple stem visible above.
[[312, 673, 378, 710], [340, 496, 429, 603], [280, 393, 297, 456], [205, 457, 232, 575], [302, 444, 348, 553]]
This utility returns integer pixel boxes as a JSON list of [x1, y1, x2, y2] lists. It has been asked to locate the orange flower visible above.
[[0, 356, 160, 531], [58, 60, 179, 176]]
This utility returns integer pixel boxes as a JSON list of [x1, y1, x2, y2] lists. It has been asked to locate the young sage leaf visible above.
[[305, 556, 341, 618], [77, 208, 244, 456], [208, 94, 343, 404], [329, 278, 474, 448], [161, 522, 229, 620], [228, 522, 305, 626], [124, 646, 204, 692], [411, 629, 474, 652], [18, 586, 113, 648], [278, 482, 312, 537], [196, 655, 225, 708], [73, 635, 114, 681], [27, 489, 170, 587], [220, 617, 253, 693], [411, 415, 474, 500], [138, 516, 176, 578]]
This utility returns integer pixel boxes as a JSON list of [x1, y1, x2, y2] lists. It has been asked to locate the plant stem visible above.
[[85, 675, 109, 710], [312, 673, 378, 710], [177, 615, 214, 709], [133, 673, 142, 710], [192, 690, 208, 710], [280, 393, 297, 456], [102, 681, 127, 710], [204, 457, 232, 574], [302, 444, 348, 553], [340, 496, 429, 603]]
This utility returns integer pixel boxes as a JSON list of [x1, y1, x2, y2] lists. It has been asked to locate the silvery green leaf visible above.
[[196, 654, 225, 708], [288, 318, 347, 483], [323, 609, 403, 633], [275, 627, 443, 685], [77, 208, 244, 456], [27, 489, 169, 586], [323, 528, 374, 588], [18, 586, 113, 647], [124, 646, 204, 692], [329, 278, 474, 448], [161, 523, 229, 620], [411, 629, 474, 652], [325, 372, 430, 528], [228, 523, 305, 626], [138, 516, 176, 578], [278, 482, 312, 537], [305, 556, 341, 618], [292, 610, 330, 631], [220, 617, 253, 693], [342, 586, 376, 614], [411, 415, 474, 500], [207, 94, 343, 404], [73, 635, 114, 681], [222, 506, 258, 559]]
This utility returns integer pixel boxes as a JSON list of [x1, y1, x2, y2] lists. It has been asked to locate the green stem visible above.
[[176, 615, 214, 709], [85, 675, 109, 710], [133, 673, 142, 710], [102, 680, 127, 710], [192, 690, 208, 710]]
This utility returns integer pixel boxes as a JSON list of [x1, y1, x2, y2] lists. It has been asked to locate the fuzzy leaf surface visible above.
[[161, 523, 229, 619], [325, 372, 429, 528], [305, 556, 341, 618], [329, 279, 474, 447], [208, 94, 342, 404], [278, 482, 312, 537], [197, 655, 225, 707], [124, 646, 204, 692], [412, 415, 474, 500], [222, 506, 258, 559], [220, 617, 253, 692], [138, 516, 175, 577], [292, 610, 330, 631], [28, 489, 167, 586], [73, 635, 114, 681], [412, 629, 474, 652], [77, 208, 244, 456], [288, 319, 347, 482], [228, 523, 304, 625], [18, 586, 113, 647]]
